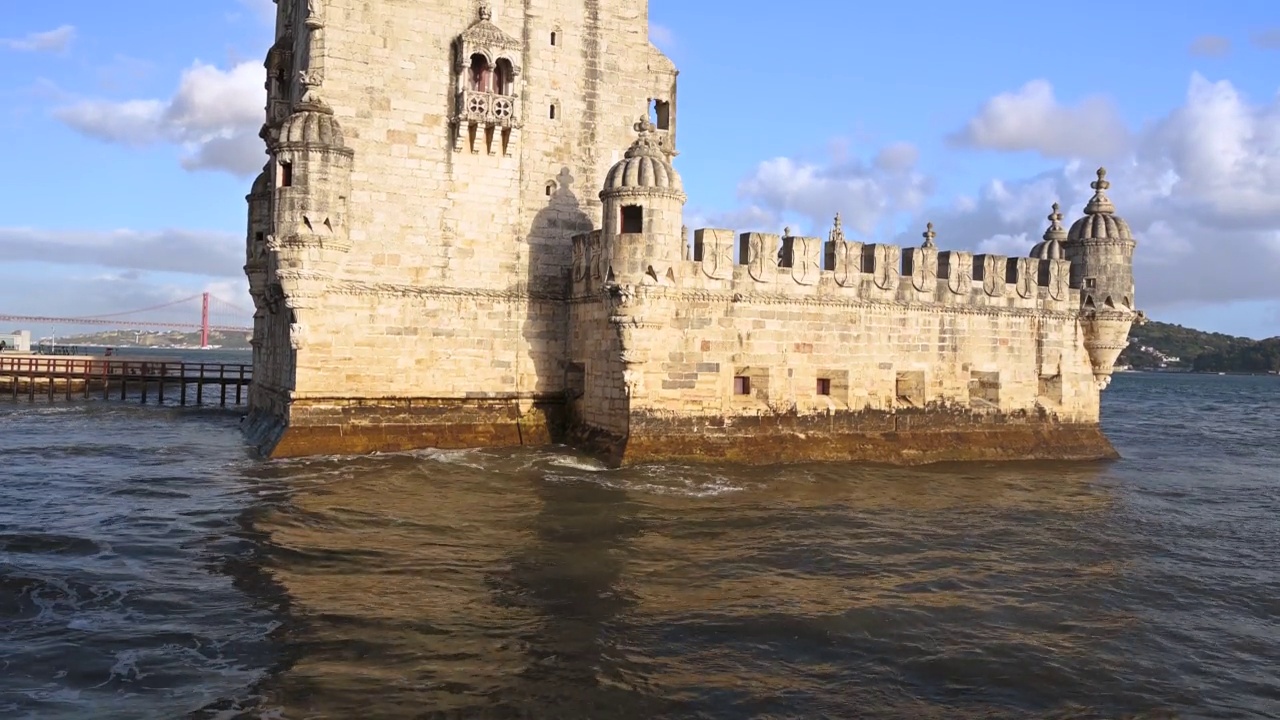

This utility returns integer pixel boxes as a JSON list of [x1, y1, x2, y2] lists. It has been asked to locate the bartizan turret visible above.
[[1065, 168, 1138, 388], [599, 117, 687, 286], [265, 2, 353, 353]]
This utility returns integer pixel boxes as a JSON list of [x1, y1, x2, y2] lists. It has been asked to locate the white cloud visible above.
[[912, 75, 1280, 310], [649, 23, 675, 49], [54, 61, 265, 176], [731, 142, 932, 237], [1189, 35, 1232, 57], [698, 74, 1280, 317], [0, 25, 76, 53], [948, 79, 1130, 159], [0, 227, 243, 278]]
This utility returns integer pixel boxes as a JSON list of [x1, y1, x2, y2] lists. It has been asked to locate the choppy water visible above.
[[1, 373, 1277, 719]]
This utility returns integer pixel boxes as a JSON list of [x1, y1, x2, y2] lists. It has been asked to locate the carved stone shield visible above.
[[911, 248, 937, 292], [834, 241, 862, 287], [700, 232, 733, 280], [1015, 257, 1036, 299], [747, 233, 776, 283], [982, 255, 1004, 297], [791, 236, 820, 286], [872, 244, 900, 291], [947, 253, 972, 295], [1047, 260, 1068, 301]]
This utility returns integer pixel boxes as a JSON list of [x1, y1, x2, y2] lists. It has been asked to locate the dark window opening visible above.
[[545, 182, 555, 197], [280, 161, 293, 187], [255, 231, 264, 245], [469, 53, 492, 92], [816, 378, 832, 396], [550, 31, 558, 46], [621, 205, 644, 233], [549, 104, 557, 119], [493, 58, 514, 95], [734, 376, 751, 396], [1085, 277, 1097, 289], [652, 99, 671, 130]]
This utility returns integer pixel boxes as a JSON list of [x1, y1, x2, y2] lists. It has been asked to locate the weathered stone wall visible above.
[[248, 0, 678, 455], [566, 229, 1112, 465]]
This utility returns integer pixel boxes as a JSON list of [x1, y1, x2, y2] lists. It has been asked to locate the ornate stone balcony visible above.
[[452, 89, 521, 129]]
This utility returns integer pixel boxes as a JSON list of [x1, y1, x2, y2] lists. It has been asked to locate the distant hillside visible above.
[[51, 329, 252, 350], [1120, 320, 1278, 372]]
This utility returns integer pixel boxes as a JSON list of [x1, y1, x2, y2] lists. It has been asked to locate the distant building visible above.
[[0, 330, 31, 353], [243, 0, 1139, 466]]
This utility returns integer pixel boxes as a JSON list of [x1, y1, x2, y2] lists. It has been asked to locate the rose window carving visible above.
[[492, 98, 512, 119], [468, 95, 487, 114]]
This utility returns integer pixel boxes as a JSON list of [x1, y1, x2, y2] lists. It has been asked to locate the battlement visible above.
[[571, 226, 1079, 312]]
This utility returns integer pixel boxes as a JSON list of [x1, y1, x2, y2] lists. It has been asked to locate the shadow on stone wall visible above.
[[524, 167, 595, 421]]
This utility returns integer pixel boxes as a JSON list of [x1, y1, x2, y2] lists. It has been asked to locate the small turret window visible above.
[[280, 161, 293, 187], [652, 99, 671, 130], [550, 31, 558, 46], [621, 205, 644, 233]]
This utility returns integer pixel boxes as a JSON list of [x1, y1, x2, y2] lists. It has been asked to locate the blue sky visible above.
[[1, 0, 1278, 338]]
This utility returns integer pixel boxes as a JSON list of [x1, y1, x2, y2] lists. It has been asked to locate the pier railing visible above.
[[0, 357, 253, 406]]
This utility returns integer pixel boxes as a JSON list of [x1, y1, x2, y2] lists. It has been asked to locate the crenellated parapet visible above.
[[571, 214, 1081, 314]]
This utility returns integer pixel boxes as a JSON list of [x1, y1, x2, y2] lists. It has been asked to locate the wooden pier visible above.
[[0, 356, 252, 407]]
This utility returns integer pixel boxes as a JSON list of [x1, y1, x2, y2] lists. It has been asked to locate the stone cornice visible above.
[[323, 279, 567, 302]]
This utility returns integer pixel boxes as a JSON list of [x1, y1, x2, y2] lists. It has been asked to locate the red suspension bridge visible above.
[[0, 293, 253, 346]]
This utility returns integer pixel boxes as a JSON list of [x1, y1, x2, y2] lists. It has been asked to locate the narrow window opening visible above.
[[1084, 277, 1097, 289], [255, 231, 264, 245], [816, 378, 832, 396], [734, 376, 751, 396], [280, 161, 293, 187], [545, 182, 555, 197], [468, 53, 492, 92], [652, 99, 671, 130], [493, 58, 514, 96], [621, 205, 644, 233], [550, 31, 557, 46], [549, 104, 557, 119]]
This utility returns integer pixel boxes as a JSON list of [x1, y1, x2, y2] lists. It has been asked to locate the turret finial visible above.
[[829, 213, 845, 243], [1084, 167, 1115, 215], [479, 2, 492, 21], [921, 221, 937, 248], [1047, 202, 1064, 231], [783, 225, 792, 238]]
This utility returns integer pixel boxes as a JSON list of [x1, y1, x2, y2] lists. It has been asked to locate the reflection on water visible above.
[[2, 374, 1278, 718], [246, 449, 1168, 719]]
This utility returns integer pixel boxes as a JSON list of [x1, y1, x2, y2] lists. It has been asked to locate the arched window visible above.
[[469, 53, 491, 92], [494, 58, 515, 96]]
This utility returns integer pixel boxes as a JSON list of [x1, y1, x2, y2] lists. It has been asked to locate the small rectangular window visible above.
[[816, 378, 832, 396], [280, 161, 293, 187], [549, 104, 556, 119], [733, 376, 751, 395], [551, 31, 557, 46], [1085, 277, 1097, 289], [653, 99, 671, 130], [255, 231, 264, 245], [621, 205, 644, 233]]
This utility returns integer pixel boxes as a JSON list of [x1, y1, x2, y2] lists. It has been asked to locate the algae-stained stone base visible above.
[[574, 411, 1119, 468], [250, 398, 567, 459]]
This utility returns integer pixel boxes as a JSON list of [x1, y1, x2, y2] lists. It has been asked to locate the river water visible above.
[[1, 371, 1277, 719]]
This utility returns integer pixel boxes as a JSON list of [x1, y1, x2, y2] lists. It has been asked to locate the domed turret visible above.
[[273, 89, 348, 151], [603, 126, 683, 193], [1064, 168, 1138, 389], [599, 118, 687, 286], [1030, 202, 1066, 260]]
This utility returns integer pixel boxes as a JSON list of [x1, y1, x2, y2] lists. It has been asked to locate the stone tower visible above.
[[244, 0, 678, 457], [1065, 168, 1138, 387]]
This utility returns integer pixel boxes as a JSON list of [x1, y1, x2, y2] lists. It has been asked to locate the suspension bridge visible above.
[[0, 293, 253, 347]]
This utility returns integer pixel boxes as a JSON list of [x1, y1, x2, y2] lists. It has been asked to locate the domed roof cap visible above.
[[277, 85, 347, 149], [602, 118, 683, 195], [1030, 202, 1067, 259], [250, 163, 271, 195], [1067, 168, 1133, 242]]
